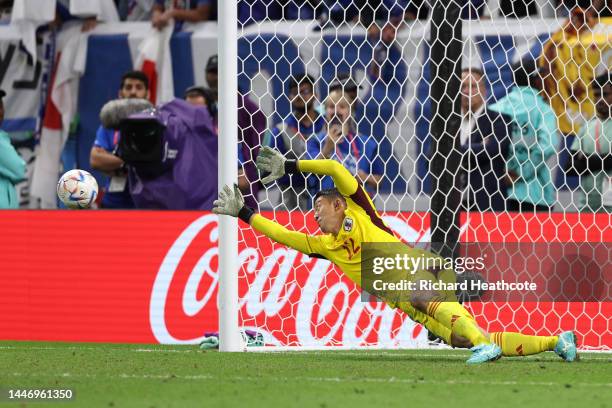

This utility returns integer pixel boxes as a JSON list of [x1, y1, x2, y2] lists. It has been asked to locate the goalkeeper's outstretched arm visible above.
[[256, 146, 358, 197], [213, 148, 360, 257], [212, 184, 322, 257], [296, 159, 358, 197]]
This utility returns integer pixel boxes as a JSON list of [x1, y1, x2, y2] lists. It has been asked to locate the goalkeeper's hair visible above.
[[314, 188, 346, 203]]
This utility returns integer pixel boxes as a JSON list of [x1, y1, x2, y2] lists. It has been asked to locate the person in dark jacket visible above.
[[459, 68, 511, 211]]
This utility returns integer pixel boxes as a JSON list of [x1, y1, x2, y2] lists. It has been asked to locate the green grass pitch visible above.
[[0, 341, 610, 408]]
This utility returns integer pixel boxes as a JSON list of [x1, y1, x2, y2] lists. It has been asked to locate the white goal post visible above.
[[217, 0, 242, 352]]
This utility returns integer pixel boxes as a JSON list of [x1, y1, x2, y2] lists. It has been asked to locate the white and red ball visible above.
[[56, 169, 99, 209]]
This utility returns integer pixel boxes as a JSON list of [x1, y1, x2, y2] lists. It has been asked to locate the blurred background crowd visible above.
[[0, 0, 610, 212]]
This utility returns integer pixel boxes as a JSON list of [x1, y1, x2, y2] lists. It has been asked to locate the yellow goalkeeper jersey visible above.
[[251, 159, 408, 285], [249, 159, 458, 339]]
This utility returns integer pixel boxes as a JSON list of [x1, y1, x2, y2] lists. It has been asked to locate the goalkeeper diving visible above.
[[213, 147, 578, 364]]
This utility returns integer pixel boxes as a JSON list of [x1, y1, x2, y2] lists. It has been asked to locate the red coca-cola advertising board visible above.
[[0, 211, 610, 349]]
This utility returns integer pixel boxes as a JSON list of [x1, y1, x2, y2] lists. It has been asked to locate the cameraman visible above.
[[89, 71, 149, 209]]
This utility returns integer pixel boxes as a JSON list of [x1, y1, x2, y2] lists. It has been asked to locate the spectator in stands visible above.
[[367, 6, 407, 87], [90, 71, 149, 209], [0, 89, 26, 209], [184, 85, 216, 114], [555, 0, 611, 18], [489, 59, 559, 212], [568, 72, 612, 212], [308, 89, 381, 194], [329, 74, 361, 104], [0, 0, 12, 24], [328, 74, 362, 122], [122, 0, 217, 22], [365, 6, 407, 143], [459, 68, 511, 211], [205, 54, 265, 207], [262, 73, 325, 210], [151, 0, 214, 30], [204, 54, 219, 104], [539, 6, 601, 137], [184, 85, 208, 107]]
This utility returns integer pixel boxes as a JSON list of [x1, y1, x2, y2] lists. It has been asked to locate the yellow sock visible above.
[[427, 299, 489, 346], [490, 332, 558, 356]]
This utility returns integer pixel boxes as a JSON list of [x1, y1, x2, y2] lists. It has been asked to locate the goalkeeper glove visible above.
[[213, 184, 244, 217], [256, 147, 287, 184], [212, 184, 255, 223]]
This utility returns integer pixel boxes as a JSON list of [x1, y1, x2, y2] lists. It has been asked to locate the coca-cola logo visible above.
[[149, 213, 458, 346]]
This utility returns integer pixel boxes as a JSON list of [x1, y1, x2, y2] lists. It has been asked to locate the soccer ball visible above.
[[57, 169, 99, 209]]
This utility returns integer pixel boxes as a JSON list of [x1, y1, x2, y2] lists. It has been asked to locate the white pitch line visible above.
[[0, 346, 610, 361], [4, 372, 611, 388]]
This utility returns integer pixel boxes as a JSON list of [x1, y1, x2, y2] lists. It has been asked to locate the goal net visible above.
[[229, 1, 611, 350]]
